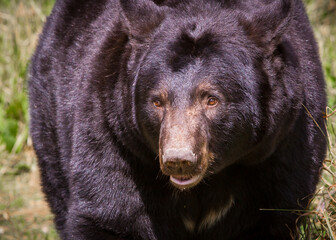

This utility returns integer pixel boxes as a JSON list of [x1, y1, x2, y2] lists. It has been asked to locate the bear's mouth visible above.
[[170, 174, 203, 189]]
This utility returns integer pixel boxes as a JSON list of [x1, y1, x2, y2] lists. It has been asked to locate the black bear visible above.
[[29, 0, 327, 239]]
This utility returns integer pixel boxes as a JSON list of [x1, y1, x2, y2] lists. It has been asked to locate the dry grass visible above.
[[0, 1, 58, 239], [0, 0, 50, 153], [305, 0, 336, 106], [301, 1, 336, 238], [0, 146, 58, 239]]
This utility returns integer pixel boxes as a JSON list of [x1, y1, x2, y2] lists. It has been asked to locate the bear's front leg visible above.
[[64, 209, 129, 240], [65, 201, 157, 240], [64, 143, 157, 240]]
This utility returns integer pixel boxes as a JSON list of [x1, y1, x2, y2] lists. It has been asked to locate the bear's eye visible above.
[[207, 97, 219, 107], [153, 99, 163, 108]]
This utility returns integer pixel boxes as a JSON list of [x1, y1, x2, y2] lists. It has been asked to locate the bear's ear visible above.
[[239, 0, 293, 53], [120, 0, 167, 42]]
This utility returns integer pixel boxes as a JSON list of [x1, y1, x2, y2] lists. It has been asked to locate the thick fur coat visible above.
[[29, 0, 327, 239]]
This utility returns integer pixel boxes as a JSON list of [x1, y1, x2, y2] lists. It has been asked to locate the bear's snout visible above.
[[158, 109, 208, 189], [161, 147, 204, 189], [162, 148, 198, 175]]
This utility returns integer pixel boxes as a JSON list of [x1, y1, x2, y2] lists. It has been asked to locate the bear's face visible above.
[[121, 0, 292, 189], [135, 25, 262, 189]]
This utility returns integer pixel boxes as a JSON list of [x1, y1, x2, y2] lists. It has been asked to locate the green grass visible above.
[[0, 1, 58, 238], [305, 0, 336, 107], [0, 0, 335, 239], [0, 0, 53, 153], [299, 111, 336, 239], [302, 2, 336, 237]]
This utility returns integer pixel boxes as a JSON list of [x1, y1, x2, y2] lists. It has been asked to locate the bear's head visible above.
[[120, 0, 297, 190]]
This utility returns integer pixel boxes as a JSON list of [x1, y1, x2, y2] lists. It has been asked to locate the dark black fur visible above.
[[29, 0, 327, 239]]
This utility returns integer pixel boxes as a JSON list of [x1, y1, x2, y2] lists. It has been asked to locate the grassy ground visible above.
[[0, 0, 335, 239], [0, 148, 58, 240], [0, 1, 58, 239], [298, 2, 336, 237]]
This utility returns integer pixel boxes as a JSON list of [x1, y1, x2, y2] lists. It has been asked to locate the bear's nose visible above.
[[162, 148, 197, 174]]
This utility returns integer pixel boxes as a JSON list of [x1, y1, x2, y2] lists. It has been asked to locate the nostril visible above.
[[162, 148, 196, 164], [164, 160, 195, 175], [181, 160, 193, 167], [182, 161, 194, 167], [162, 148, 197, 173], [165, 161, 179, 168]]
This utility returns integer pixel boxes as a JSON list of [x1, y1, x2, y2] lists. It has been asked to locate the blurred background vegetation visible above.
[[0, 0, 335, 239]]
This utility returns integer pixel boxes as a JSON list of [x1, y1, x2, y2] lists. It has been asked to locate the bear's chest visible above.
[[177, 193, 234, 233]]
